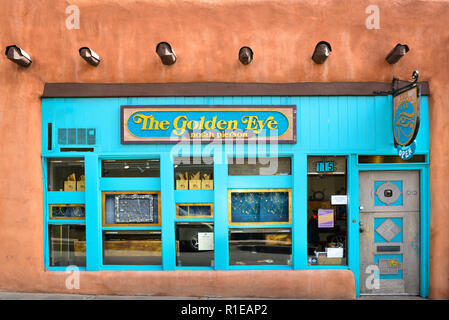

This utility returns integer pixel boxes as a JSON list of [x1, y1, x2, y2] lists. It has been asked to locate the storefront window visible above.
[[228, 157, 291, 175], [102, 191, 160, 226], [102, 159, 160, 177], [175, 223, 214, 267], [229, 189, 291, 224], [307, 156, 347, 265], [229, 228, 292, 265], [47, 158, 84, 191], [102, 230, 162, 265], [49, 225, 86, 267], [174, 157, 213, 190]]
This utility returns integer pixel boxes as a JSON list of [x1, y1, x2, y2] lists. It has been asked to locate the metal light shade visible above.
[[156, 42, 176, 65], [239, 46, 253, 65], [312, 41, 332, 64], [386, 44, 409, 64], [5, 45, 32, 67], [79, 47, 101, 66]]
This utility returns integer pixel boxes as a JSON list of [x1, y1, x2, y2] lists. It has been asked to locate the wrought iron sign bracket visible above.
[[373, 70, 420, 95]]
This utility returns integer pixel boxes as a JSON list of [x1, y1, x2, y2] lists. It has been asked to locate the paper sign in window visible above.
[[198, 232, 214, 251], [318, 209, 334, 228]]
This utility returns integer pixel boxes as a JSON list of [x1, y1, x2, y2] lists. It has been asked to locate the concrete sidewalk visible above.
[[0, 291, 427, 300]]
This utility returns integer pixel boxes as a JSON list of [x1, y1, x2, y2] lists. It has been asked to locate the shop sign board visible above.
[[393, 85, 420, 147], [121, 105, 296, 144]]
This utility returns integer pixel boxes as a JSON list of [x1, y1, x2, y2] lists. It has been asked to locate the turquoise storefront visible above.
[[41, 83, 430, 297]]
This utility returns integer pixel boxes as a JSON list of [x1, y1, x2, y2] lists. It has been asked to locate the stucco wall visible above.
[[0, 0, 448, 299]]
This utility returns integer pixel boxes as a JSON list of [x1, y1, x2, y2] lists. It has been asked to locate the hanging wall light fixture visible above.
[[239, 46, 253, 65], [311, 41, 332, 64], [79, 47, 101, 66], [5, 45, 32, 67], [156, 42, 176, 65], [385, 44, 409, 64]]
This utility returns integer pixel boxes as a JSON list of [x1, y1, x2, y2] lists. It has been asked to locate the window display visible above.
[[49, 224, 86, 267], [50, 205, 85, 219], [229, 228, 292, 265], [229, 189, 291, 224], [174, 157, 213, 190], [102, 191, 160, 226], [47, 158, 85, 191], [102, 230, 162, 265], [307, 156, 347, 265]]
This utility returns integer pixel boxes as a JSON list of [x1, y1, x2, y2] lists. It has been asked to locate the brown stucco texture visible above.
[[0, 0, 448, 299]]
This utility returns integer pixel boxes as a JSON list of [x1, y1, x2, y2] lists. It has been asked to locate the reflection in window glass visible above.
[[47, 158, 84, 191], [103, 231, 162, 265], [229, 228, 292, 265], [307, 156, 347, 265], [176, 204, 213, 218], [175, 223, 214, 267], [49, 225, 86, 267], [228, 157, 291, 175], [102, 159, 160, 177]]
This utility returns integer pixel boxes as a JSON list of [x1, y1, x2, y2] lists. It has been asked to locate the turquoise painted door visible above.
[[359, 171, 420, 294]]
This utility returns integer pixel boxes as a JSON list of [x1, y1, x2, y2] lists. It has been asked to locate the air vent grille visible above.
[[58, 128, 96, 145]]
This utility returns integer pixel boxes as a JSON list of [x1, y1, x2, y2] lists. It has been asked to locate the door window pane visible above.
[[229, 228, 292, 265], [307, 156, 347, 265]]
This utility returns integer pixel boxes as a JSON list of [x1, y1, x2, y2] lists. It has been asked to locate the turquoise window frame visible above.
[[41, 95, 430, 297]]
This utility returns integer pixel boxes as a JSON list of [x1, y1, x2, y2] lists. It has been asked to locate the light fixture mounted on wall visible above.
[[156, 42, 176, 65], [239, 46, 253, 65], [385, 43, 409, 64], [5, 45, 32, 67], [79, 47, 101, 66], [311, 41, 332, 64]]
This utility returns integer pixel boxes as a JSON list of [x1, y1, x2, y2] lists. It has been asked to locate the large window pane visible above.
[[229, 228, 292, 265], [47, 158, 84, 191], [102, 159, 160, 177], [307, 156, 347, 265], [49, 225, 86, 267], [103, 230, 162, 265], [228, 157, 291, 175], [175, 223, 214, 267]]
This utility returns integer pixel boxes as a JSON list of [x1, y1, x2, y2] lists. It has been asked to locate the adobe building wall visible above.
[[0, 0, 448, 299]]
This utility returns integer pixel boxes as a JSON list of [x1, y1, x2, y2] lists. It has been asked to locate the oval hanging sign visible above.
[[393, 85, 421, 147]]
